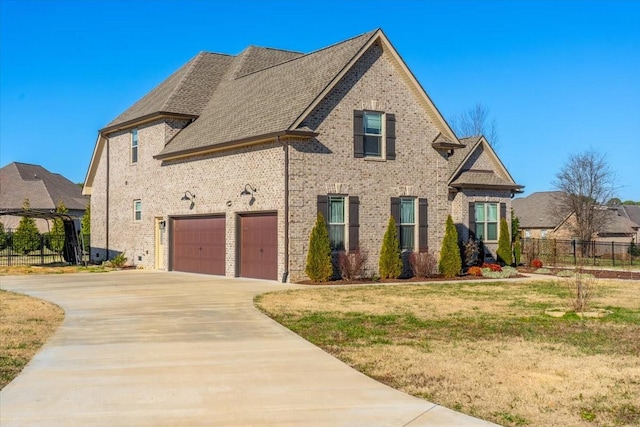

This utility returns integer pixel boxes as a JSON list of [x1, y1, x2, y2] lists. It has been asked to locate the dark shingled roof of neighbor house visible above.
[[512, 191, 566, 229], [0, 162, 88, 211]]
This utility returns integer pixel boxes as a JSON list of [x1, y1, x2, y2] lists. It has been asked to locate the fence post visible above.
[[8, 236, 12, 266], [572, 239, 576, 265], [40, 235, 45, 265], [611, 241, 615, 267]]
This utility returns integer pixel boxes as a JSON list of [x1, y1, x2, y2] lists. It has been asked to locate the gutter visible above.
[[154, 129, 318, 161], [282, 136, 290, 283], [105, 136, 110, 260]]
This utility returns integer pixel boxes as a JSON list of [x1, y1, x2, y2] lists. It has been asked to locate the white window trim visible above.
[[399, 197, 416, 251], [363, 110, 385, 159], [476, 202, 499, 242], [131, 128, 139, 164], [133, 199, 142, 222], [328, 195, 346, 251]]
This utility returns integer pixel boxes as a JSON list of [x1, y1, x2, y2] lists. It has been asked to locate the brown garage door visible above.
[[172, 216, 225, 275], [239, 214, 277, 280]]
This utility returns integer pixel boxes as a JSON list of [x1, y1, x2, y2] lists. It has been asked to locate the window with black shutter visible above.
[[353, 110, 396, 160]]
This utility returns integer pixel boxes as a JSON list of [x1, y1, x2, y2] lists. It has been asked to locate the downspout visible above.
[[281, 136, 289, 283], [105, 136, 110, 260]]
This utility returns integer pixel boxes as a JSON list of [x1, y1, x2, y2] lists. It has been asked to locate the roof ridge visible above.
[[160, 52, 205, 111], [234, 29, 378, 80]]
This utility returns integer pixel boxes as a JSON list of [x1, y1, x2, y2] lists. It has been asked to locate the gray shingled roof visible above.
[[449, 170, 519, 189], [106, 52, 235, 129], [156, 30, 377, 158], [599, 208, 639, 234], [232, 46, 303, 78], [512, 191, 567, 229], [447, 136, 481, 177], [619, 205, 640, 227], [0, 162, 88, 211]]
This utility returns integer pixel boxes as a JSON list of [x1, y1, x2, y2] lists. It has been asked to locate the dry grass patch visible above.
[[256, 280, 640, 426], [0, 290, 64, 389], [0, 265, 109, 275]]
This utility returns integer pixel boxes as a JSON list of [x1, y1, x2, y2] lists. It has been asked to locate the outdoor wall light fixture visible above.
[[240, 184, 257, 206], [181, 191, 196, 210]]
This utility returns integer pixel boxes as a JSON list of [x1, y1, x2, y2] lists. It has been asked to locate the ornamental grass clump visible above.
[[481, 266, 518, 279]]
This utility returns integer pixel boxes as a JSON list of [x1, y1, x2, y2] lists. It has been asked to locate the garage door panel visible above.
[[239, 214, 277, 281], [172, 216, 225, 275]]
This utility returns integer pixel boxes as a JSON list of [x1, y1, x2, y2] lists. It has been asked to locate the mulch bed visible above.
[[297, 267, 640, 285], [298, 274, 525, 286], [518, 267, 640, 280]]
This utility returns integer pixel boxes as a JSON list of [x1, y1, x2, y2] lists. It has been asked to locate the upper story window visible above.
[[328, 196, 345, 251], [363, 111, 383, 157], [134, 199, 142, 221], [399, 198, 415, 250], [353, 110, 396, 160], [541, 229, 548, 239], [475, 202, 498, 241], [131, 129, 139, 164]]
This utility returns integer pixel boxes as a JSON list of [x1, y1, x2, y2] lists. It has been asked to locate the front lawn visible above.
[[0, 290, 64, 389], [256, 279, 640, 427]]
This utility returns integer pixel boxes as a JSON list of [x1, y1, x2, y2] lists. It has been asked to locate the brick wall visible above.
[[288, 42, 451, 281]]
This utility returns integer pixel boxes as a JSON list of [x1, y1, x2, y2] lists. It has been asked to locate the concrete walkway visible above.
[[1, 271, 496, 426]]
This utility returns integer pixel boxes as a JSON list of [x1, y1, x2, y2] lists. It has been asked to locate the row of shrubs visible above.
[[306, 213, 519, 282]]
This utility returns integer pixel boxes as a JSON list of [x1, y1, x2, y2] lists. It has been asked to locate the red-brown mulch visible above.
[[518, 267, 640, 280], [298, 274, 525, 286]]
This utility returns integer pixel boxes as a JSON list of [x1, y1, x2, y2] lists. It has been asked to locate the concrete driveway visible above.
[[1, 271, 495, 426]]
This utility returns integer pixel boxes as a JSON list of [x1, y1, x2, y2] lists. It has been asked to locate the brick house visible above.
[[513, 191, 639, 244], [83, 29, 523, 282]]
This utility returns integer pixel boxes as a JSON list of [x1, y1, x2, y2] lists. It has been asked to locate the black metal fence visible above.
[[0, 231, 90, 267], [521, 237, 639, 268]]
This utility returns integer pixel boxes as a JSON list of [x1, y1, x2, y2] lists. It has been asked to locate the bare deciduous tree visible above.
[[552, 149, 617, 252], [449, 103, 500, 150]]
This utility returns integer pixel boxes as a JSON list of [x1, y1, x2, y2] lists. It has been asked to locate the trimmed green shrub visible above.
[[513, 234, 522, 266], [305, 213, 333, 282], [81, 203, 91, 250], [14, 212, 40, 255], [438, 215, 461, 278], [48, 200, 67, 254], [0, 222, 7, 251], [497, 217, 512, 265], [379, 216, 402, 279]]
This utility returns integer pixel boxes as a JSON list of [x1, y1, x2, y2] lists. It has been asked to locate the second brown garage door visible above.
[[239, 214, 277, 280], [172, 216, 225, 275]]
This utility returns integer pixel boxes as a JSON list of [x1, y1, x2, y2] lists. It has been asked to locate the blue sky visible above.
[[1, 0, 638, 201]]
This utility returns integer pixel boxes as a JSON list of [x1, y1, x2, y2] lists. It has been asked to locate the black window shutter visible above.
[[469, 203, 476, 240], [348, 196, 359, 251], [317, 195, 328, 223], [418, 198, 428, 251], [391, 197, 400, 238], [500, 202, 507, 220], [354, 110, 364, 158], [386, 113, 396, 160], [390, 197, 400, 224]]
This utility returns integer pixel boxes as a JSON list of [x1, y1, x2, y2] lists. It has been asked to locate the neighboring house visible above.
[[0, 162, 88, 232], [83, 29, 523, 281], [513, 191, 639, 244], [616, 205, 640, 242], [512, 191, 566, 239]]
